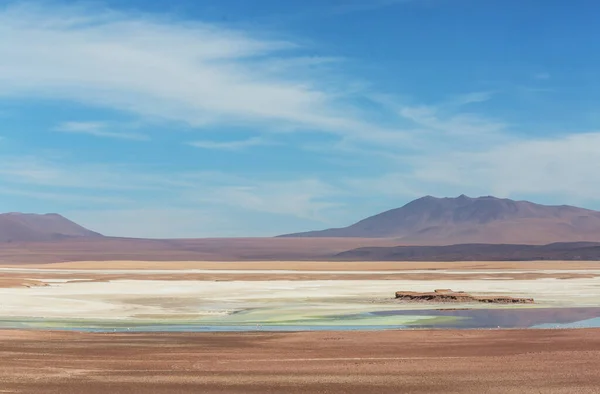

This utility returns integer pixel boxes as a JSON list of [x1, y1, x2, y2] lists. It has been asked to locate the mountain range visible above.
[[280, 195, 600, 245], [3, 195, 600, 263]]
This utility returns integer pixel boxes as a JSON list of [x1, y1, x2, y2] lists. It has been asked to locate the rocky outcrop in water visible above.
[[395, 289, 534, 304]]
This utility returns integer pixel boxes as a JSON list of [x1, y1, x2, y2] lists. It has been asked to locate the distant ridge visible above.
[[279, 195, 600, 245], [0, 212, 102, 242], [334, 242, 600, 261]]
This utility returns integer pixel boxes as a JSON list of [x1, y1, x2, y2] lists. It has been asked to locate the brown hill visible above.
[[3, 237, 600, 264], [334, 242, 600, 261], [0, 213, 102, 242], [0, 237, 397, 264], [279, 195, 600, 245]]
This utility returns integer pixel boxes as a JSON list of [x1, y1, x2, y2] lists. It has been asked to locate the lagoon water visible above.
[[2, 307, 600, 332]]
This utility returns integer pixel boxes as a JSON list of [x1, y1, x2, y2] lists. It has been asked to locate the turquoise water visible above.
[[2, 307, 599, 332]]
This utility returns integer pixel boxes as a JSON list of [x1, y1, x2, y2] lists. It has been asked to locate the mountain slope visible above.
[[0, 213, 102, 242], [279, 195, 600, 245]]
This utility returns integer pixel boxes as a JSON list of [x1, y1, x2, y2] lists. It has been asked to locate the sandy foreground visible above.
[[0, 329, 598, 394]]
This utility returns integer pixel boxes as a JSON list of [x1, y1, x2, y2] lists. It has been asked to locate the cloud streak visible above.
[[54, 121, 148, 140], [0, 155, 340, 223], [188, 137, 274, 150]]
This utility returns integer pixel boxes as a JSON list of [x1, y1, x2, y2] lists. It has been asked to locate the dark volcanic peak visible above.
[[279, 195, 600, 245], [0, 212, 102, 242]]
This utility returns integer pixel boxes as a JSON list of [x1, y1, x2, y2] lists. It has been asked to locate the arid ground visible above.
[[1, 329, 600, 393], [0, 237, 400, 264]]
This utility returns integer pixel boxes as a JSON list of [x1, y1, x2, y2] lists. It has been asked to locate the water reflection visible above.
[[370, 307, 600, 329]]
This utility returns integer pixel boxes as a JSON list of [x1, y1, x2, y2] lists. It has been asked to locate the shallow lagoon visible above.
[[2, 306, 600, 332]]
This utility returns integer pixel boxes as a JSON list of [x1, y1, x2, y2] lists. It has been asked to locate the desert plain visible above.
[[1, 259, 600, 393]]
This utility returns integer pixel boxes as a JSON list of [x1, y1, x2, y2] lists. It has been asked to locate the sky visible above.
[[1, 0, 600, 238]]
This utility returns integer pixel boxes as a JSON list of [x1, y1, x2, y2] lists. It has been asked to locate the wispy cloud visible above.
[[396, 91, 504, 139], [408, 131, 600, 198], [0, 187, 131, 205], [399, 105, 507, 140], [0, 155, 166, 191], [449, 91, 496, 106], [0, 155, 340, 224], [188, 137, 274, 150], [54, 121, 148, 141], [0, 2, 397, 143], [183, 178, 342, 221]]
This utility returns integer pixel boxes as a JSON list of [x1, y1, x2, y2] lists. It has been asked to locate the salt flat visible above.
[[0, 275, 599, 324], [1, 261, 599, 331]]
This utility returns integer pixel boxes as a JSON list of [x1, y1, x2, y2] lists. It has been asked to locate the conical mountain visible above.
[[279, 195, 600, 245], [0, 212, 102, 242]]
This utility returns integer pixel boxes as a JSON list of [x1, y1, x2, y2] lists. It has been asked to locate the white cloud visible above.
[[399, 105, 507, 138], [0, 156, 161, 190], [0, 2, 396, 141], [54, 121, 148, 140], [325, 128, 600, 212], [188, 137, 273, 150], [449, 91, 496, 106], [0, 155, 340, 225], [391, 131, 600, 202]]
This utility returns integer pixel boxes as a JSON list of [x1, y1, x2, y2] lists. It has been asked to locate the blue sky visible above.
[[1, 0, 600, 237]]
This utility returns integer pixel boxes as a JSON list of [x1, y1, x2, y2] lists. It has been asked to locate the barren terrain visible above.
[[4, 259, 600, 270], [0, 237, 399, 264], [1, 329, 599, 393], [1, 260, 599, 287]]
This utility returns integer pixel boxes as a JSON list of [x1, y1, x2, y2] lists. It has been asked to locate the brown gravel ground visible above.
[[4, 260, 600, 270], [1, 329, 599, 393]]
